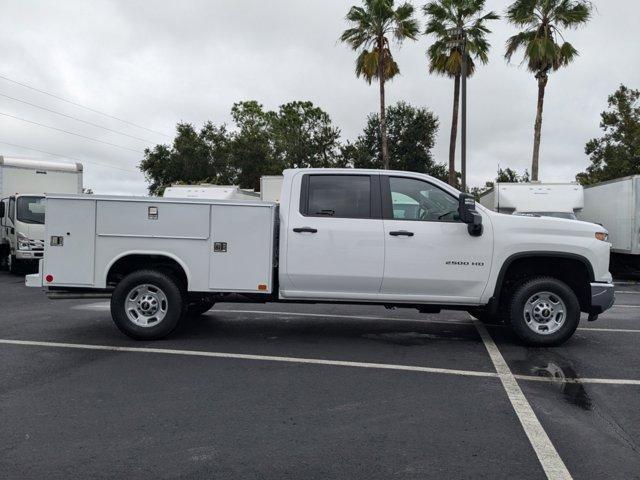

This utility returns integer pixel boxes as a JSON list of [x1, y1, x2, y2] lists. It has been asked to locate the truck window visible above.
[[387, 177, 460, 222], [303, 175, 372, 219], [16, 196, 45, 224], [8, 197, 15, 222]]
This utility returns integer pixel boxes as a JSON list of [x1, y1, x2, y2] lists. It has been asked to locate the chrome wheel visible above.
[[125, 284, 168, 327], [523, 291, 566, 335]]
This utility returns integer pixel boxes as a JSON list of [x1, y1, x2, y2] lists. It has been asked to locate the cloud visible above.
[[0, 0, 637, 194]]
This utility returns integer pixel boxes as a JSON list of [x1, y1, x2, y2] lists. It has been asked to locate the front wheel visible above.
[[508, 277, 580, 347], [110, 270, 185, 340]]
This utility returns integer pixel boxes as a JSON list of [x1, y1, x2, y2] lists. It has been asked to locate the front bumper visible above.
[[15, 250, 44, 260], [25, 260, 43, 288], [590, 282, 615, 314]]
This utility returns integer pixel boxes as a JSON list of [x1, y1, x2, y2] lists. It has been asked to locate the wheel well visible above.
[[496, 255, 592, 311], [107, 255, 188, 289]]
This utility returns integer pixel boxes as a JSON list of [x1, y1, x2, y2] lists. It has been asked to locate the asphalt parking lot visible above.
[[1, 270, 639, 479]]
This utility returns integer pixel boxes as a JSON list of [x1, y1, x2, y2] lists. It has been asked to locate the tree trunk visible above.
[[379, 73, 389, 170], [448, 74, 461, 187], [531, 73, 548, 182]]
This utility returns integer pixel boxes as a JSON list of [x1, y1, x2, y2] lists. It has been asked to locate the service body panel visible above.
[[41, 195, 275, 293]]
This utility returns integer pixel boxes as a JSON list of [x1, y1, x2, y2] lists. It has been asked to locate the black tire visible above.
[[187, 297, 216, 317], [508, 277, 580, 347], [110, 269, 186, 340]]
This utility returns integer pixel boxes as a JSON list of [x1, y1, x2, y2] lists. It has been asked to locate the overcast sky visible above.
[[0, 0, 637, 195]]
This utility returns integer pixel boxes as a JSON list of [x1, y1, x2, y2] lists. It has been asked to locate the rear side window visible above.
[[302, 175, 372, 219]]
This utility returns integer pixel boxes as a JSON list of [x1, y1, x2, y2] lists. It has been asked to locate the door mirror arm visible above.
[[458, 193, 483, 237]]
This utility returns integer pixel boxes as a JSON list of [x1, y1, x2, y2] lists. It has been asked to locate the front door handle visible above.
[[293, 227, 318, 233], [389, 230, 414, 237]]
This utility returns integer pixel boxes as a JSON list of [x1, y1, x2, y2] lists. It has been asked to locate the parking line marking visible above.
[[1, 338, 639, 389], [0, 338, 495, 379], [615, 291, 640, 294], [578, 327, 640, 333], [473, 320, 572, 480], [611, 304, 640, 308]]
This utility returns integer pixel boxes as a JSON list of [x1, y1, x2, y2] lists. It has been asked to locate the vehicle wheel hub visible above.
[[523, 291, 566, 335], [125, 284, 168, 327]]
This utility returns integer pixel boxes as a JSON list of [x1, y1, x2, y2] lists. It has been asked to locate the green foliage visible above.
[[496, 167, 530, 183], [423, 0, 499, 78], [140, 100, 342, 194], [577, 85, 640, 185], [140, 122, 233, 196], [341, 0, 419, 83], [348, 101, 448, 181], [504, 0, 591, 76]]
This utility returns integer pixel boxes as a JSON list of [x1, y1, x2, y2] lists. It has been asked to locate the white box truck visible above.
[[479, 182, 583, 219], [27, 168, 614, 346], [260, 175, 284, 202], [0, 156, 83, 272], [578, 176, 640, 276], [163, 184, 259, 201]]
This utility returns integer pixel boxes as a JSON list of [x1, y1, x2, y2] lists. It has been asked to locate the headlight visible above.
[[595, 232, 609, 242], [17, 232, 31, 250]]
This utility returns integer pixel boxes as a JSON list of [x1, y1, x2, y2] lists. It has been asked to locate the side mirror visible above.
[[0, 202, 4, 219], [458, 193, 483, 237]]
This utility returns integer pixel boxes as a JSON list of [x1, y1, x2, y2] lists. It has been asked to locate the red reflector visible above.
[[45, 274, 53, 283]]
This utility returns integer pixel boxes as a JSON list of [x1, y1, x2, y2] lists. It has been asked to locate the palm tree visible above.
[[341, 0, 419, 170], [505, 0, 591, 181], [423, 0, 499, 187]]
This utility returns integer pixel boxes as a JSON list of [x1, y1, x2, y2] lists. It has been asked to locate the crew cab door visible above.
[[282, 173, 384, 299], [380, 175, 493, 303]]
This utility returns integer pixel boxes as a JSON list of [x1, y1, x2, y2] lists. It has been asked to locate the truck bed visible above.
[[41, 194, 277, 293]]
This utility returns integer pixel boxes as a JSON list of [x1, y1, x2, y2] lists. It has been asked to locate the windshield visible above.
[[515, 211, 577, 220], [16, 196, 45, 224]]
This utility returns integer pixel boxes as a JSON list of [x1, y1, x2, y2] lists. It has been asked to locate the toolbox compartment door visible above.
[[209, 204, 274, 292], [43, 198, 96, 286]]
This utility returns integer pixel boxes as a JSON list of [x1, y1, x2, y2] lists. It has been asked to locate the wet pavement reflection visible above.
[[513, 350, 592, 410]]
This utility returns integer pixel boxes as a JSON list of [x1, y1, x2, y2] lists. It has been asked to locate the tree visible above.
[[139, 100, 343, 194], [229, 101, 276, 191], [496, 167, 530, 183], [231, 100, 343, 190], [139, 122, 232, 195], [270, 101, 342, 170], [341, 0, 419, 170], [505, 0, 591, 181], [423, 0, 499, 187], [348, 101, 449, 181], [577, 85, 640, 185]]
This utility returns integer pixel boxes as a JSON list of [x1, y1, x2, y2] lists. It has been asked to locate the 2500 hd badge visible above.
[[446, 260, 485, 266]]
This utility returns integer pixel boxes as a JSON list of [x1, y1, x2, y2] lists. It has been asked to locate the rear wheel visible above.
[[110, 270, 185, 340], [508, 277, 580, 347]]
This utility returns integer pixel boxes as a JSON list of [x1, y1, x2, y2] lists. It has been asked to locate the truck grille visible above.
[[28, 239, 45, 251]]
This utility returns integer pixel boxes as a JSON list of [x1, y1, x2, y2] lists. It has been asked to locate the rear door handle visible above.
[[293, 227, 318, 233], [389, 230, 414, 237]]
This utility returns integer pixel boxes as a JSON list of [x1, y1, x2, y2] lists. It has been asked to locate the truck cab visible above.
[[0, 194, 46, 272]]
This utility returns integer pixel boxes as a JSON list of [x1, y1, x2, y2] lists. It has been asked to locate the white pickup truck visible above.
[[26, 168, 615, 346]]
